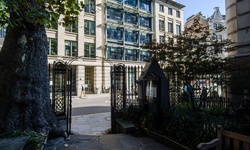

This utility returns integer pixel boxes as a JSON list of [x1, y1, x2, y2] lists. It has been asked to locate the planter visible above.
[[141, 127, 190, 150]]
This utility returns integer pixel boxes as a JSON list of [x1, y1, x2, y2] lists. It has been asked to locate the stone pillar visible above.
[[95, 66, 102, 94], [77, 65, 85, 96]]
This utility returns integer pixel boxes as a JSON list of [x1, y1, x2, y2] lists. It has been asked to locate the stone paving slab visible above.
[[0, 136, 30, 150], [45, 96, 173, 150], [98, 134, 173, 150], [71, 112, 111, 136]]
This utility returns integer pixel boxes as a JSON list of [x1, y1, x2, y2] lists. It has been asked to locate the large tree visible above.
[[0, 0, 83, 134]]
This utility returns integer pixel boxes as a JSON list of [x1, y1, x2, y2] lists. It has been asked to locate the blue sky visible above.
[[176, 0, 226, 22]]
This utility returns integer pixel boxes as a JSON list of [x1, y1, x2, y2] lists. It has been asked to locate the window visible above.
[[124, 0, 137, 7], [125, 12, 137, 25], [84, 20, 95, 35], [107, 7, 123, 21], [217, 35, 222, 41], [107, 26, 123, 40], [65, 24, 78, 33], [159, 36, 165, 43], [139, 50, 151, 62], [159, 20, 165, 31], [0, 25, 6, 37], [213, 23, 223, 30], [47, 38, 57, 55], [84, 43, 95, 58], [168, 22, 173, 33], [176, 24, 181, 35], [168, 8, 172, 15], [168, 37, 173, 45], [159, 5, 164, 12], [65, 40, 78, 57], [84, 0, 95, 14], [125, 49, 137, 61], [176, 10, 180, 18], [140, 16, 151, 28], [106, 46, 123, 60], [140, 0, 151, 12], [125, 30, 138, 43], [140, 33, 151, 44]]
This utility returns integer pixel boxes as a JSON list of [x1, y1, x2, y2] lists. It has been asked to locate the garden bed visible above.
[[141, 127, 189, 150]]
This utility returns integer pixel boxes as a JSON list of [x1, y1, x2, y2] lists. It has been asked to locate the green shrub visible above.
[[204, 105, 225, 116], [123, 104, 239, 150]]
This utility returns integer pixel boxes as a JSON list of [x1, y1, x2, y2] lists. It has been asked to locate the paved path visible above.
[[45, 94, 173, 150]]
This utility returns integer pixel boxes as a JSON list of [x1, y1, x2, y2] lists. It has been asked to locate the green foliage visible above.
[[123, 105, 145, 126], [123, 104, 246, 149], [143, 15, 236, 79], [0, 0, 84, 27], [204, 105, 225, 116], [0, 130, 44, 149]]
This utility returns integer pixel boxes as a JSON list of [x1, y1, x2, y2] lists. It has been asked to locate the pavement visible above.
[[45, 93, 173, 150]]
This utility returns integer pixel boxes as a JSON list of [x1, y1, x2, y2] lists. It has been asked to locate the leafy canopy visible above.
[[0, 0, 84, 27], [143, 15, 236, 80]]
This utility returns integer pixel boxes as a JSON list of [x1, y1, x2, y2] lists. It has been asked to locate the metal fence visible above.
[[167, 71, 231, 109]]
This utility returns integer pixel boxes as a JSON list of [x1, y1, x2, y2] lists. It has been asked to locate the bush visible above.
[[123, 104, 241, 150]]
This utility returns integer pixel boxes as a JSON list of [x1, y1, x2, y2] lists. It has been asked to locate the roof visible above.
[[208, 7, 224, 20], [138, 59, 166, 80], [165, 0, 185, 9]]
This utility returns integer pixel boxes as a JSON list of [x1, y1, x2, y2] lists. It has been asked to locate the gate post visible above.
[[110, 64, 126, 133], [52, 60, 72, 137]]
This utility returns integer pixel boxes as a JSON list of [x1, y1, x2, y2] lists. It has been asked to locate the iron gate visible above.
[[111, 64, 126, 133], [110, 64, 143, 133], [51, 60, 72, 136]]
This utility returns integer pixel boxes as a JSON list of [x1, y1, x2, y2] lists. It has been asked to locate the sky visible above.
[[176, 0, 226, 22]]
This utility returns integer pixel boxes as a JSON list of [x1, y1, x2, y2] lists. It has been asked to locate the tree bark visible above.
[[0, 22, 61, 134]]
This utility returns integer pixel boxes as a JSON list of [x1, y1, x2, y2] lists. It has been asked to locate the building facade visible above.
[[225, 0, 250, 103], [207, 7, 227, 41], [1, 0, 185, 96], [226, 0, 250, 58], [185, 7, 227, 58]]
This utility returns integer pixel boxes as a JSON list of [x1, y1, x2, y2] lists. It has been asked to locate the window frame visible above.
[[84, 0, 95, 14], [65, 23, 78, 33], [168, 8, 173, 15], [84, 43, 96, 58], [159, 35, 165, 43], [107, 6, 123, 22], [176, 10, 180, 18], [84, 20, 95, 35], [159, 5, 164, 12], [168, 22, 173, 33], [106, 46, 123, 60], [159, 20, 165, 31], [47, 38, 58, 55], [139, 50, 151, 62], [125, 30, 138, 43], [124, 49, 138, 61], [140, 16, 151, 28], [176, 24, 181, 35], [65, 40, 78, 57], [107, 26, 123, 40]]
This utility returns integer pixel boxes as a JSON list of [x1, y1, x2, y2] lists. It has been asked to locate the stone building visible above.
[[225, 0, 250, 104], [226, 0, 250, 58]]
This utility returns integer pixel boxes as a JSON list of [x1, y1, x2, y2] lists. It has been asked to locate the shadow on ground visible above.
[[72, 106, 110, 116]]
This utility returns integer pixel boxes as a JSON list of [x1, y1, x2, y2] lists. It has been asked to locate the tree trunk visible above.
[[0, 22, 61, 134]]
